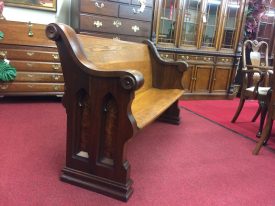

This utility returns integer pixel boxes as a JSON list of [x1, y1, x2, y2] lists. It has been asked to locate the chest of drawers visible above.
[[71, 0, 154, 42], [0, 20, 64, 96]]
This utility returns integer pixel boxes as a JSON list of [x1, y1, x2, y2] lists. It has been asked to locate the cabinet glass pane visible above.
[[221, 0, 240, 49], [181, 0, 201, 46], [157, 0, 179, 44], [201, 0, 222, 47]]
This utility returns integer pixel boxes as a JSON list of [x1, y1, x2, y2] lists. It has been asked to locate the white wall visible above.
[[2, 0, 71, 25]]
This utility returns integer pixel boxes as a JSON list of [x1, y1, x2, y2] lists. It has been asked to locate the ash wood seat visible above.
[[46, 23, 188, 201]]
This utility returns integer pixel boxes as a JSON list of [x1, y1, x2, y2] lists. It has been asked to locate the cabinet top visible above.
[[0, 20, 56, 48]]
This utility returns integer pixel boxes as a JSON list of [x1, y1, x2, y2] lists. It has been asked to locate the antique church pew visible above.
[[46, 23, 188, 201]]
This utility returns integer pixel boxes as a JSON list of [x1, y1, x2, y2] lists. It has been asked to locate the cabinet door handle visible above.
[[95, 2, 104, 8]]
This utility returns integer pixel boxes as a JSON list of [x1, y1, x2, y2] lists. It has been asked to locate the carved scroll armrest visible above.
[[46, 23, 144, 91], [143, 40, 188, 89]]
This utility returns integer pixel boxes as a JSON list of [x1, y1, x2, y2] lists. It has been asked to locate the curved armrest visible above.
[[46, 23, 144, 91], [143, 40, 188, 72]]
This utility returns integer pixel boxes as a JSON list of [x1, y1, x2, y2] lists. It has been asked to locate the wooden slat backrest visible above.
[[79, 35, 152, 94]]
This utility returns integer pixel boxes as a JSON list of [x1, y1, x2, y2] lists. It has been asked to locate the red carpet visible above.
[[180, 98, 275, 151], [1, 99, 275, 205]]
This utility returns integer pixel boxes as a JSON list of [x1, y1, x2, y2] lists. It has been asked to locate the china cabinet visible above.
[[256, 0, 275, 58], [153, 0, 246, 99]]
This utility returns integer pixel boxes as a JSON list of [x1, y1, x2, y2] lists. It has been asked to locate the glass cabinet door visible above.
[[156, 0, 180, 45], [201, 0, 222, 48], [220, 0, 241, 49], [180, 0, 202, 47]]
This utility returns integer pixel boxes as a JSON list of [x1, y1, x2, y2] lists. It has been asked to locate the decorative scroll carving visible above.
[[99, 94, 118, 166]]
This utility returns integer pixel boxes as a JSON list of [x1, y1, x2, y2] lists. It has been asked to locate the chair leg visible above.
[[252, 105, 261, 122], [256, 101, 268, 138], [253, 119, 273, 155], [231, 98, 246, 123]]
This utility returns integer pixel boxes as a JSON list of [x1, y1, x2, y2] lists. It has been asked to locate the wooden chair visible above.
[[253, 61, 275, 155], [231, 40, 272, 137]]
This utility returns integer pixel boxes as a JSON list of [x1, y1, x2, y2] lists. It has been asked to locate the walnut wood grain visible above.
[[46, 22, 187, 201]]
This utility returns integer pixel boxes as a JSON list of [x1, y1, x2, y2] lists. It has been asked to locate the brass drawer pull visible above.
[[27, 84, 34, 88], [0, 84, 9, 90], [95, 1, 104, 8], [27, 74, 34, 78], [52, 74, 61, 80], [28, 21, 34, 37], [52, 54, 59, 60], [113, 20, 122, 28], [94, 20, 103, 28], [0, 50, 7, 58], [27, 62, 33, 67], [27, 52, 34, 56], [131, 25, 140, 32], [53, 85, 60, 91], [52, 64, 61, 70]]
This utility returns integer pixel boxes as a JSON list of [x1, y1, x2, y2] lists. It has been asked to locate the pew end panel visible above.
[[46, 23, 188, 201]]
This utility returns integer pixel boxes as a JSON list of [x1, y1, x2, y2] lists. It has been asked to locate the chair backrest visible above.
[[243, 40, 269, 68], [242, 40, 270, 87]]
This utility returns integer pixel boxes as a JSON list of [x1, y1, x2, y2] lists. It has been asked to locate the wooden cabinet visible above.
[[71, 0, 154, 42], [153, 0, 245, 99], [0, 20, 64, 96]]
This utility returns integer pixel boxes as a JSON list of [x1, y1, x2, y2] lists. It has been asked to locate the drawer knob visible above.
[[0, 84, 9, 90], [52, 54, 59, 60], [52, 64, 60, 70], [131, 25, 140, 32], [27, 84, 34, 88], [94, 20, 103, 28], [95, 1, 104, 8], [27, 74, 34, 78], [113, 20, 122, 28]]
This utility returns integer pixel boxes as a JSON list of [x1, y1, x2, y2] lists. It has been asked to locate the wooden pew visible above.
[[46, 23, 188, 201]]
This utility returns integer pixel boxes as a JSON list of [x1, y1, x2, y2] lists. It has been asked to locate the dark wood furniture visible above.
[[231, 40, 272, 137], [46, 23, 188, 201], [0, 20, 64, 96], [253, 60, 275, 155], [70, 0, 154, 42], [152, 0, 247, 100]]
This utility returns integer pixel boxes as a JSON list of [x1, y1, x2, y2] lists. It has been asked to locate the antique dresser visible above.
[[0, 20, 64, 96], [70, 0, 154, 42]]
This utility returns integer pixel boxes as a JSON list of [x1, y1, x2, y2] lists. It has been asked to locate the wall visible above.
[[2, 0, 71, 25]]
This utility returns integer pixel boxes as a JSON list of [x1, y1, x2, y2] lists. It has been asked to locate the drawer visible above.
[[119, 4, 153, 22], [14, 72, 64, 83], [159, 52, 175, 61], [131, 0, 154, 7], [0, 49, 60, 62], [0, 83, 64, 92], [216, 57, 234, 65], [80, 14, 151, 37], [80, 0, 119, 17], [177, 54, 214, 63], [79, 32, 148, 43], [0, 20, 56, 47], [10, 61, 62, 73]]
